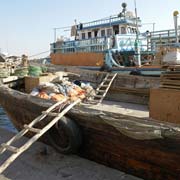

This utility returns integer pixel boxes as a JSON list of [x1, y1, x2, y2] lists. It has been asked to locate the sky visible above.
[[0, 0, 180, 57]]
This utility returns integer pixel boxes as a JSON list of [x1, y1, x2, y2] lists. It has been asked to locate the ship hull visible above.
[[51, 52, 104, 66]]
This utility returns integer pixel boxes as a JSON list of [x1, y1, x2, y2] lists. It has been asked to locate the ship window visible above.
[[107, 29, 112, 36], [127, 27, 131, 34], [101, 30, 106, 37], [134, 28, 137, 34], [82, 33, 86, 39], [88, 32, 92, 39], [121, 27, 126, 34], [94, 30, 98, 37], [113, 25, 119, 35], [132, 28, 137, 34]]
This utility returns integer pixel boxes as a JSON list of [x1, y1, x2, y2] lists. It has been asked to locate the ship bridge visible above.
[[75, 13, 141, 40]]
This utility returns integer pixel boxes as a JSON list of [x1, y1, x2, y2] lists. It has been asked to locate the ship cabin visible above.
[[75, 12, 140, 41], [51, 5, 149, 55]]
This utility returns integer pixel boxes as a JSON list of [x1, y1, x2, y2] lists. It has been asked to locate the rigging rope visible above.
[[29, 50, 50, 58]]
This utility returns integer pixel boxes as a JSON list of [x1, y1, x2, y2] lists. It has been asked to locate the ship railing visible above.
[[81, 16, 141, 29], [116, 34, 152, 53], [51, 37, 108, 53], [51, 35, 154, 54], [155, 42, 180, 48], [149, 29, 180, 43]]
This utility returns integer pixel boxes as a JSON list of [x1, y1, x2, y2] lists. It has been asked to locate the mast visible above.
[[134, 0, 141, 66], [173, 11, 179, 44]]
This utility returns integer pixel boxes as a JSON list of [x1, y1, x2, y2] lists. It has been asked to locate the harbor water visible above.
[[0, 106, 16, 132]]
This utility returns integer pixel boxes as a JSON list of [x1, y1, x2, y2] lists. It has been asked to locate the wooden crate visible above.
[[25, 74, 58, 93], [150, 88, 180, 124]]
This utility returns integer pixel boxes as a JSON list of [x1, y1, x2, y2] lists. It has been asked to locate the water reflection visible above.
[[0, 106, 17, 132]]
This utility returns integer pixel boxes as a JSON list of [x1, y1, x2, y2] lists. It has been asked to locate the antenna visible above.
[[118, 2, 127, 18]]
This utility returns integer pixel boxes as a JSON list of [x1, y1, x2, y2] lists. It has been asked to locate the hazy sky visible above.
[[0, 0, 180, 57]]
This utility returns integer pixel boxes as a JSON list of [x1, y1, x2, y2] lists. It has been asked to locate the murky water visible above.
[[0, 106, 16, 132]]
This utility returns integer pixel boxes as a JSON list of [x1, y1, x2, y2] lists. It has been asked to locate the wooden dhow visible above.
[[0, 70, 180, 179]]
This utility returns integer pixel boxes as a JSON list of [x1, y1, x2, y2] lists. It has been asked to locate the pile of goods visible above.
[[30, 79, 95, 102], [14, 65, 47, 77]]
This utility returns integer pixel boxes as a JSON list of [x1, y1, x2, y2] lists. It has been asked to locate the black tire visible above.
[[100, 64, 112, 72], [47, 116, 82, 154], [129, 69, 142, 76]]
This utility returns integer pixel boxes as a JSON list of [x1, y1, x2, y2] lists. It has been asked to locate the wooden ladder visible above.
[[92, 73, 117, 104], [0, 98, 81, 174]]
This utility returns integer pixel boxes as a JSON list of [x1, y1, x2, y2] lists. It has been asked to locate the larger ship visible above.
[[50, 3, 180, 73]]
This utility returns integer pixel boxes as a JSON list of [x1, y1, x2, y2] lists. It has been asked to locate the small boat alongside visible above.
[[50, 3, 155, 71], [50, 2, 180, 76]]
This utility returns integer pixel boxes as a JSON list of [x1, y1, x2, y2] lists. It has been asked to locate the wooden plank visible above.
[[161, 80, 180, 86], [112, 87, 149, 95], [160, 85, 180, 89], [161, 74, 180, 77], [2, 76, 19, 84]]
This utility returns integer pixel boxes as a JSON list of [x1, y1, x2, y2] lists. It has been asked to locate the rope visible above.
[[29, 50, 50, 58]]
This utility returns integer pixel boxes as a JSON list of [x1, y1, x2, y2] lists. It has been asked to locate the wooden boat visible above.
[[0, 70, 180, 180]]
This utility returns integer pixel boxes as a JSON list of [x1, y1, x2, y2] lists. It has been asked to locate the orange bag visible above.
[[70, 96, 79, 102], [78, 94, 86, 100], [38, 92, 50, 100], [51, 94, 65, 101]]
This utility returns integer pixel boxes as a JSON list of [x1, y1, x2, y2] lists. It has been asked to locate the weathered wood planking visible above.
[[0, 86, 180, 179]]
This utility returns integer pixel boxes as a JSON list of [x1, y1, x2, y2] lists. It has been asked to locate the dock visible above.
[[0, 128, 142, 180]]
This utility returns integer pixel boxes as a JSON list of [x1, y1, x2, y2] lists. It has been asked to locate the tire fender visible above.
[[47, 116, 82, 154]]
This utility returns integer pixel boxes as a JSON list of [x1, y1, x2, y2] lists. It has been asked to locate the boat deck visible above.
[[83, 100, 149, 118]]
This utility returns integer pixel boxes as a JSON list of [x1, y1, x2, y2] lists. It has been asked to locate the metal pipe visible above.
[[173, 11, 179, 44], [134, 0, 141, 66]]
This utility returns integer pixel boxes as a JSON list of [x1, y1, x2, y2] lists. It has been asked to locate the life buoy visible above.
[[46, 116, 82, 154]]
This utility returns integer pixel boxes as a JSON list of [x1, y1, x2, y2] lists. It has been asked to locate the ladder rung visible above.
[[91, 73, 117, 105], [94, 95, 103, 98], [101, 85, 108, 87], [107, 74, 114, 77], [24, 125, 41, 134], [97, 90, 105, 93], [98, 90, 105, 92], [42, 111, 59, 117], [89, 100, 99, 104], [1, 144, 19, 153]]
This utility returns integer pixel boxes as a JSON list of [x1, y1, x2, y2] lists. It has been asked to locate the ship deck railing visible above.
[[51, 35, 153, 54], [51, 37, 108, 53], [79, 15, 141, 30], [149, 29, 180, 42]]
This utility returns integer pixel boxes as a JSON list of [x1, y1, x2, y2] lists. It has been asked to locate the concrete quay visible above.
[[0, 128, 142, 180]]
